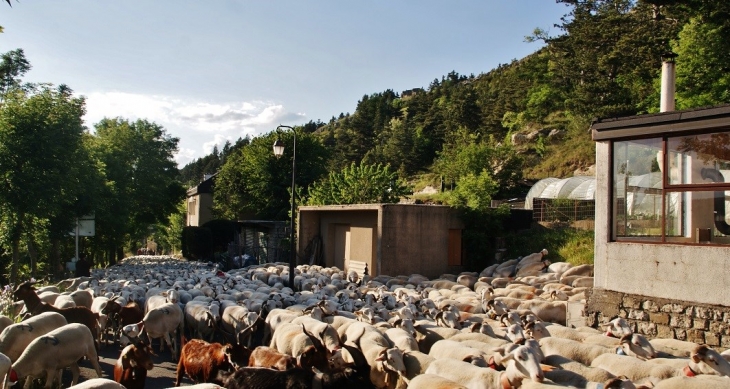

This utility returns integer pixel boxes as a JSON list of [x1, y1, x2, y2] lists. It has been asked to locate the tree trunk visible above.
[[116, 246, 124, 264], [27, 235, 38, 278], [11, 236, 19, 285], [50, 239, 61, 281]]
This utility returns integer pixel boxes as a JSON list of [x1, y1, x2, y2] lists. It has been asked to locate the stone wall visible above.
[[584, 288, 730, 351]]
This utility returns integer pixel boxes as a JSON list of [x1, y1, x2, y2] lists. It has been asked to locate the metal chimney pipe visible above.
[[660, 52, 677, 112]]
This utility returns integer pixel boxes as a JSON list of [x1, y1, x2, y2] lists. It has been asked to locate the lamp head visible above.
[[273, 139, 285, 158]]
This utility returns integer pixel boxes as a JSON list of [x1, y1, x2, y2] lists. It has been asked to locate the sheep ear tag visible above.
[[690, 353, 701, 364]]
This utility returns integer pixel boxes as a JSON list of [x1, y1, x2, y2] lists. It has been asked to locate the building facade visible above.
[[298, 204, 465, 279], [587, 105, 730, 349]]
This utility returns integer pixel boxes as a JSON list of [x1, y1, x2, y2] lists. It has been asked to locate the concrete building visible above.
[[186, 174, 216, 227], [298, 204, 465, 279], [587, 104, 730, 348]]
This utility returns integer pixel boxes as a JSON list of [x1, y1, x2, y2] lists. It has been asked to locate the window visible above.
[[612, 130, 730, 244]]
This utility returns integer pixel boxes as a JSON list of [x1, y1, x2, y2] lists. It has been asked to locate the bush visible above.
[[504, 224, 594, 266]]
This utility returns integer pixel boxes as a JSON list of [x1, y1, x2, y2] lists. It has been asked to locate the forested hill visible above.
[[180, 0, 730, 199]]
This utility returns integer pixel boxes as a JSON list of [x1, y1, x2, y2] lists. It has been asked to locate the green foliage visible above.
[[156, 200, 186, 255], [305, 162, 410, 206], [457, 205, 511, 271], [504, 224, 594, 266], [0, 84, 87, 282], [89, 118, 184, 263], [214, 129, 329, 220], [435, 129, 523, 199], [0, 48, 30, 98], [673, 17, 730, 109], [447, 170, 497, 212]]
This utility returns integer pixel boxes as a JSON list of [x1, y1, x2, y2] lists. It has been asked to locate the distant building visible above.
[[401, 88, 424, 99], [298, 204, 464, 279], [186, 173, 217, 227]]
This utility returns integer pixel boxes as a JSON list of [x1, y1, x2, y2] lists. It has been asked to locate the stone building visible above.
[[587, 104, 730, 350]]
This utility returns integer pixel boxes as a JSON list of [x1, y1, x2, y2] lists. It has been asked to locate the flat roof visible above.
[[591, 104, 730, 141], [298, 203, 453, 212]]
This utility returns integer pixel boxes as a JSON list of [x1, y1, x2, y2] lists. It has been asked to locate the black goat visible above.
[[223, 366, 371, 389]]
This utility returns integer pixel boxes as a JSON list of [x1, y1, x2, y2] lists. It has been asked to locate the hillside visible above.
[[181, 0, 730, 200]]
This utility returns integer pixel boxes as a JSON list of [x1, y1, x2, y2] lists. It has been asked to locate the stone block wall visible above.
[[584, 288, 730, 351]]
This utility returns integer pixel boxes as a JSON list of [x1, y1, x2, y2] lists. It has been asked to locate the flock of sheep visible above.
[[0, 250, 728, 389]]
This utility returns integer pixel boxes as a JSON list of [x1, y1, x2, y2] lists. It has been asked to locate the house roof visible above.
[[186, 172, 218, 197], [591, 104, 730, 141]]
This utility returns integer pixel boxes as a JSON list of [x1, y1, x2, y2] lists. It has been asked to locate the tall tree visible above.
[[0, 85, 86, 282], [89, 118, 184, 265], [214, 129, 329, 220], [0, 49, 30, 98]]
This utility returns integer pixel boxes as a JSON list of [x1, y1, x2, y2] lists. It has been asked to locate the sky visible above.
[[0, 1, 568, 167]]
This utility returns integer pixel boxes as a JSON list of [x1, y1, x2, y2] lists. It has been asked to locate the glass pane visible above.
[[613, 138, 663, 238], [667, 132, 730, 185], [665, 190, 730, 244]]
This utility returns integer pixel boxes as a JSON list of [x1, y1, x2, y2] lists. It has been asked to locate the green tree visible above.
[[89, 118, 184, 264], [0, 49, 30, 98], [447, 170, 498, 212], [305, 162, 410, 206], [214, 129, 329, 220], [156, 199, 186, 255], [673, 17, 730, 108], [0, 85, 86, 282]]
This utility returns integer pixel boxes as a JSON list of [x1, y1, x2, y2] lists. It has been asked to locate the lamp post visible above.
[[272, 125, 297, 290]]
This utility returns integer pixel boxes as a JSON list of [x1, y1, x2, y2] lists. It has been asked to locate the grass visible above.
[[504, 223, 595, 265]]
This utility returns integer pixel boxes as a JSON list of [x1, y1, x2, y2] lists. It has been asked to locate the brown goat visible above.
[[13, 280, 100, 349], [248, 346, 297, 371], [114, 340, 154, 389], [175, 337, 251, 386], [103, 299, 144, 344]]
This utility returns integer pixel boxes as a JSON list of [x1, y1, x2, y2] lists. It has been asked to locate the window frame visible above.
[[611, 128, 730, 245]]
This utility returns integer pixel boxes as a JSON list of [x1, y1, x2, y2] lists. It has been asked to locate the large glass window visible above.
[[613, 138, 663, 239], [612, 131, 730, 244]]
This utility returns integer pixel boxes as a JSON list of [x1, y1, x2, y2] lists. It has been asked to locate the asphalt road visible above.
[[66, 339, 186, 389]]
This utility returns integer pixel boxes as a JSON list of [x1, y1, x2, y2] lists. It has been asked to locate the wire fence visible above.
[[532, 198, 596, 226]]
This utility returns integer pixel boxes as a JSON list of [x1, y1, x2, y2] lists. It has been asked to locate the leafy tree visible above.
[[435, 129, 523, 198], [214, 129, 329, 220], [673, 17, 730, 108], [448, 170, 498, 211], [0, 85, 86, 282], [156, 199, 186, 255], [89, 118, 184, 265], [0, 49, 30, 98], [305, 162, 410, 206]]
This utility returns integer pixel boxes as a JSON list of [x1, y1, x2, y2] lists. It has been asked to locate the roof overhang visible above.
[[591, 104, 730, 141]]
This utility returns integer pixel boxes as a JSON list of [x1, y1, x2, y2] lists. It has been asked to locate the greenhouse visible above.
[[525, 176, 596, 209]]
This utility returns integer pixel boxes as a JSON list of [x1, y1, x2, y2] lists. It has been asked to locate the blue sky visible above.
[[0, 1, 568, 166]]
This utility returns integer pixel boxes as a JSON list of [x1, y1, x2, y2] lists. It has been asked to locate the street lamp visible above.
[[273, 125, 297, 290]]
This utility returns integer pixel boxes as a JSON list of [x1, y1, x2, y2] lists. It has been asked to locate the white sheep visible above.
[[646, 344, 730, 377], [9, 323, 102, 388], [428, 339, 489, 367], [539, 337, 613, 366], [0, 352, 10, 389], [589, 353, 677, 381], [0, 312, 68, 362], [184, 301, 217, 342], [142, 302, 184, 360], [402, 350, 435, 380], [542, 354, 616, 387], [66, 378, 126, 389], [652, 375, 730, 389], [406, 373, 467, 389], [384, 328, 419, 352], [424, 344, 545, 389]]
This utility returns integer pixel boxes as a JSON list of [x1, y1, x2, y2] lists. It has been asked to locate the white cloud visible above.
[[81, 91, 307, 167]]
